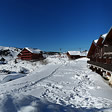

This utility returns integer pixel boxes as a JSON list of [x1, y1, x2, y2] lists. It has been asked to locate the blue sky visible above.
[[0, 0, 112, 52]]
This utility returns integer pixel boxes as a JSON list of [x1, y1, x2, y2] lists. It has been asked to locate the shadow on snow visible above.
[[1, 94, 110, 112]]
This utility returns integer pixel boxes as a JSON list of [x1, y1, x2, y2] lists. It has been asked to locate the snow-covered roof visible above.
[[25, 47, 42, 54], [101, 33, 107, 44], [93, 33, 108, 46], [67, 51, 88, 56], [101, 33, 107, 39], [67, 51, 81, 56], [101, 27, 112, 44], [94, 39, 98, 44]]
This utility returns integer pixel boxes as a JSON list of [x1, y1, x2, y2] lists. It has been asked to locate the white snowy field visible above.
[[0, 56, 112, 112]]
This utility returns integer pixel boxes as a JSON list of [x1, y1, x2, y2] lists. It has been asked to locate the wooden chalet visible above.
[[67, 51, 87, 60], [87, 27, 112, 84], [67, 51, 80, 60], [17, 47, 44, 61], [87, 39, 98, 61]]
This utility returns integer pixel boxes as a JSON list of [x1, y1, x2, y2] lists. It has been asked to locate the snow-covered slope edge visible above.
[[0, 57, 112, 112], [0, 46, 21, 61]]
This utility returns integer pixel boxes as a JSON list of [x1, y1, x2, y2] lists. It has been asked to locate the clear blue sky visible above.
[[0, 0, 112, 52]]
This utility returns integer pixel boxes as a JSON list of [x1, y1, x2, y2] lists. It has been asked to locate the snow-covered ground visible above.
[[0, 55, 112, 112], [0, 46, 21, 61]]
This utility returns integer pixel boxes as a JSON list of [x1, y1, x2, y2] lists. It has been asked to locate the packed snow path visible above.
[[0, 58, 112, 112]]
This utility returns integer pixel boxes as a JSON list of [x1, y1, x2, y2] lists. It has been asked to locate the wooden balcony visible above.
[[87, 60, 112, 72]]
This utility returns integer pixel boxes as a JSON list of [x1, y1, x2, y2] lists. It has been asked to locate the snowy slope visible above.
[[0, 46, 21, 61], [0, 56, 111, 112]]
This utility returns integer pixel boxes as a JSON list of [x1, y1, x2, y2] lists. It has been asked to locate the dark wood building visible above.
[[87, 27, 112, 84], [17, 47, 44, 60]]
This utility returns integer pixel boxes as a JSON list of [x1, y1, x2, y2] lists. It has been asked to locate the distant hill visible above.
[[0, 46, 21, 61]]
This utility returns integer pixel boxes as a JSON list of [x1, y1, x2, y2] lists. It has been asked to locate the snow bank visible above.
[[0, 56, 111, 112]]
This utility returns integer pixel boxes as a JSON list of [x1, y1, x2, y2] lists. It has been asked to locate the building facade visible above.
[[17, 47, 44, 60], [87, 27, 112, 85]]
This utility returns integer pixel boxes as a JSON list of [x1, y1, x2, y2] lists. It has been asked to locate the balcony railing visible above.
[[87, 61, 112, 72]]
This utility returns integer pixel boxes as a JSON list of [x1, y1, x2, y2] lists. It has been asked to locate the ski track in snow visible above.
[[0, 64, 61, 96], [0, 57, 112, 112], [11, 65, 61, 94]]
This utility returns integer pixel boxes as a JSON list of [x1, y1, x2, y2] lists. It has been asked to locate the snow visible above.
[[25, 47, 41, 54], [101, 33, 107, 39], [67, 51, 87, 56], [68, 51, 81, 55], [93, 33, 107, 45], [94, 39, 98, 44], [0, 46, 21, 61], [101, 33, 108, 43], [0, 54, 111, 112], [1, 73, 26, 83], [80, 51, 88, 56]]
